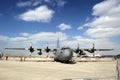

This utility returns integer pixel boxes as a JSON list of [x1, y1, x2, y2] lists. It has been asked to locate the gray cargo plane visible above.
[[5, 38, 114, 63]]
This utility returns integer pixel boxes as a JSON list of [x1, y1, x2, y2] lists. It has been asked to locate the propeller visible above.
[[91, 43, 95, 57], [75, 43, 86, 56], [85, 43, 95, 57], [45, 43, 51, 53], [28, 42, 43, 55], [28, 42, 34, 56]]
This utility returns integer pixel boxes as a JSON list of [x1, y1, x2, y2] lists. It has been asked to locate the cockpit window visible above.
[[61, 47, 70, 50]]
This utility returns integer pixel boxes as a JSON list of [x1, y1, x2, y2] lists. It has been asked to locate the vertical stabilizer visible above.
[[77, 43, 79, 49], [57, 38, 60, 49], [93, 43, 95, 57]]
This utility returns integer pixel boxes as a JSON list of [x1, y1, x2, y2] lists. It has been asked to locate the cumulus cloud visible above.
[[78, 0, 120, 38], [10, 37, 27, 42], [18, 5, 54, 22], [0, 35, 8, 41], [44, 0, 66, 7], [56, 0, 66, 7], [0, 32, 68, 47], [16, 0, 66, 8], [77, 26, 84, 30], [33, 1, 41, 6], [61, 36, 94, 48], [86, 27, 120, 38], [29, 32, 68, 42], [20, 32, 30, 37], [58, 23, 71, 30], [92, 0, 120, 16], [16, 1, 41, 7], [17, 1, 32, 7]]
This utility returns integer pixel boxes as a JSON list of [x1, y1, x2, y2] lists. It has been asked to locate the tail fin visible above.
[[92, 43, 95, 57], [57, 38, 60, 49], [93, 43, 95, 50], [77, 43, 79, 49]]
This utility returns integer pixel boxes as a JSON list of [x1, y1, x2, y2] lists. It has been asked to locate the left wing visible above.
[[4, 43, 56, 56], [74, 43, 114, 56]]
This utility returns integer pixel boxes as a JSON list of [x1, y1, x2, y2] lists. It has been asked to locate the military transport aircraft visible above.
[[5, 38, 114, 63]]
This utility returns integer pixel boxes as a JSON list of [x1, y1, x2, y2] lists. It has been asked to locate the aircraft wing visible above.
[[94, 49, 114, 51], [83, 49, 114, 51], [83, 48, 114, 53], [5, 48, 26, 50]]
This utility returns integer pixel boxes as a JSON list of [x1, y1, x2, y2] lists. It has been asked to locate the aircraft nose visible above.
[[64, 49, 72, 57]]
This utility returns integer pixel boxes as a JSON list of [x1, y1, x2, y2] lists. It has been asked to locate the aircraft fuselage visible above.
[[54, 47, 73, 62]]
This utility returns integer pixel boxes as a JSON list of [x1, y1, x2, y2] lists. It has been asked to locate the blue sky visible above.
[[0, 0, 120, 55]]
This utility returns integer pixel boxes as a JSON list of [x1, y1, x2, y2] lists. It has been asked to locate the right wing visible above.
[[5, 48, 26, 50]]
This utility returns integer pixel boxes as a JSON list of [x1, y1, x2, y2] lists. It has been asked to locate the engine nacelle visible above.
[[29, 46, 34, 53], [87, 49, 94, 53], [79, 50, 86, 55], [38, 51, 42, 55], [75, 49, 79, 53], [45, 47, 50, 53]]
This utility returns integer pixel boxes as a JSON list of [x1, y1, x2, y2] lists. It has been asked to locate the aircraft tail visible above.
[[57, 38, 60, 49]]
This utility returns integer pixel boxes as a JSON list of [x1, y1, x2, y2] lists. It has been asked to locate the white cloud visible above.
[[33, 1, 41, 6], [18, 5, 54, 22], [77, 26, 84, 30], [79, 0, 120, 38], [74, 37, 115, 48], [0, 32, 68, 47], [20, 32, 30, 37], [29, 32, 68, 42], [0, 35, 8, 41], [44, 0, 66, 7], [55, 0, 67, 7], [61, 36, 94, 48], [58, 23, 71, 30], [16, 0, 66, 8], [86, 27, 120, 38], [10, 37, 27, 42], [73, 36, 94, 43], [17, 1, 31, 7], [92, 0, 120, 16]]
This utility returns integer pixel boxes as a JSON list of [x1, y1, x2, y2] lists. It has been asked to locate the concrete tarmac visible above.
[[0, 59, 116, 80]]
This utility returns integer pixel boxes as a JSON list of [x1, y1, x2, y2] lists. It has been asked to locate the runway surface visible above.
[[0, 59, 116, 80]]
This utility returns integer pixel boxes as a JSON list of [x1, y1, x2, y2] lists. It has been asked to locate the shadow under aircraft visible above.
[[5, 38, 114, 63]]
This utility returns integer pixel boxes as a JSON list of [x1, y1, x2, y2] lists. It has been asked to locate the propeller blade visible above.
[[29, 42, 32, 47], [46, 43, 49, 48], [45, 43, 50, 53]]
